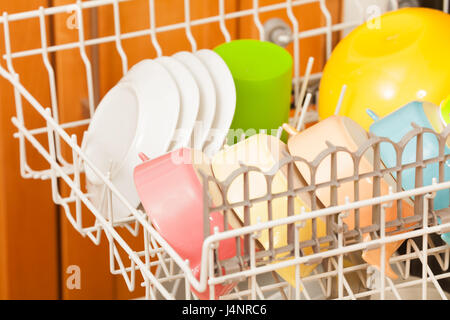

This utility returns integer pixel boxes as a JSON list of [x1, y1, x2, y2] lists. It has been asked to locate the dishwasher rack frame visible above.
[[1, 0, 449, 300]]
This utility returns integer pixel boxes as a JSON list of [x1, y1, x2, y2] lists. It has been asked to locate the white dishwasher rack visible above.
[[1, 0, 450, 300]]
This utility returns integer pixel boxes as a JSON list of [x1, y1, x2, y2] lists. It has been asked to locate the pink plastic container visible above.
[[134, 148, 239, 299]]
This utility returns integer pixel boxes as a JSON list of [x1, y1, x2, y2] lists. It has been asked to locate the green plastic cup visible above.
[[214, 39, 293, 144]]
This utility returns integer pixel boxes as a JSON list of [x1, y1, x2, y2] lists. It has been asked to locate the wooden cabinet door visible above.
[[52, 0, 239, 300], [0, 0, 59, 300], [0, 0, 340, 299]]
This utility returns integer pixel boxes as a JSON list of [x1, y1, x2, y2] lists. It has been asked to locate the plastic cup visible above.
[[214, 39, 293, 143]]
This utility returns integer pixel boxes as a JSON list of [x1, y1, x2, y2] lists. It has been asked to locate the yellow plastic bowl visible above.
[[212, 134, 328, 288], [318, 8, 450, 130]]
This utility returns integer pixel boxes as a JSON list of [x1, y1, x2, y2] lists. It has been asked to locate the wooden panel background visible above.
[[52, 0, 240, 300], [0, 0, 59, 299], [0, 0, 341, 299]]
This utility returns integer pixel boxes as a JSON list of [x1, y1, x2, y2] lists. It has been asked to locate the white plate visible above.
[[173, 51, 217, 150], [83, 82, 138, 185], [195, 49, 236, 156], [83, 60, 180, 219], [156, 56, 199, 150]]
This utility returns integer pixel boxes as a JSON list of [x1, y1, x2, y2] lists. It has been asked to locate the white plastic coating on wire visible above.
[[109, 236, 136, 291], [149, 0, 162, 57], [45, 108, 93, 239], [294, 224, 301, 299], [5, 59, 450, 299], [184, 0, 197, 52], [338, 198, 350, 299], [2, 12, 29, 179], [218, 0, 231, 42], [143, 220, 151, 299], [45, 108, 61, 206], [38, 7, 59, 132], [38, 7, 70, 167], [76, 0, 95, 118], [445, 0, 449, 13], [295, 219, 310, 299], [296, 92, 312, 131], [253, 0, 265, 41], [319, 0, 332, 60], [112, 0, 128, 75], [250, 232, 258, 299], [390, 0, 399, 11], [0, 0, 378, 61], [185, 260, 192, 299], [353, 0, 365, 25], [422, 195, 430, 299], [1, 0, 450, 300], [0, 0, 126, 23], [208, 244, 215, 299], [330, 257, 356, 300], [410, 241, 448, 300], [386, 276, 401, 300], [334, 84, 347, 115], [286, 0, 300, 102], [1, 65, 174, 298], [294, 56, 314, 121], [380, 198, 391, 299], [201, 181, 450, 288], [17, 66, 450, 298], [71, 134, 83, 229], [427, 235, 450, 271]]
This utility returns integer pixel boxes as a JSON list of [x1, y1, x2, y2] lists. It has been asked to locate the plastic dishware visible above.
[[212, 133, 327, 288], [214, 40, 293, 143], [83, 82, 139, 186], [440, 95, 450, 126], [83, 82, 141, 219], [156, 56, 199, 150], [120, 59, 181, 158], [368, 101, 450, 244], [195, 49, 236, 157], [82, 59, 181, 219], [134, 148, 242, 300], [285, 116, 415, 279], [318, 8, 450, 130], [172, 51, 217, 150]]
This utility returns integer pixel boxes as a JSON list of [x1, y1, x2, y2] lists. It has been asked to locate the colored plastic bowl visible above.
[[319, 8, 450, 131], [134, 148, 242, 299], [285, 116, 415, 279], [369, 101, 450, 244], [212, 133, 327, 288]]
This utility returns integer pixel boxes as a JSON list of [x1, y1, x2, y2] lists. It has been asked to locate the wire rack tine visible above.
[[219, 0, 231, 42], [112, 0, 128, 75], [76, 0, 95, 118], [1, 0, 450, 301], [184, 0, 197, 52], [253, 0, 265, 41], [286, 0, 300, 103], [149, 0, 162, 57]]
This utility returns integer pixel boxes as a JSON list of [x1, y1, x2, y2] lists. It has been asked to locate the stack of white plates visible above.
[[81, 50, 236, 220]]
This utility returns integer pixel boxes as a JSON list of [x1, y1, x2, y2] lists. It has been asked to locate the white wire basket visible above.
[[1, 0, 450, 300]]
